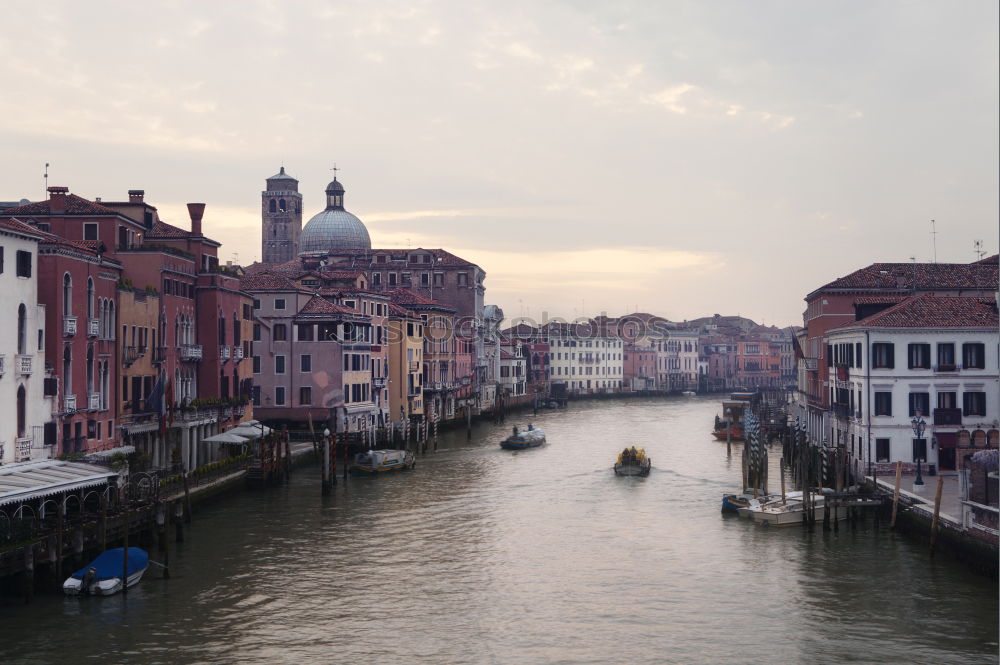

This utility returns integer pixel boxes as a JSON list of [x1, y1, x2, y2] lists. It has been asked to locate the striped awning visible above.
[[0, 460, 117, 507]]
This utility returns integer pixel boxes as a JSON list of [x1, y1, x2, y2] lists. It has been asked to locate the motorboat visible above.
[[63, 547, 149, 596], [681, 390, 697, 396], [349, 449, 416, 475], [614, 447, 651, 476], [749, 489, 847, 526], [726, 492, 786, 517], [500, 425, 546, 450], [712, 401, 748, 441]]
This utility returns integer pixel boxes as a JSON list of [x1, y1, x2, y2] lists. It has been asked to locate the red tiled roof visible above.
[[0, 217, 45, 240], [974, 254, 998, 265], [1, 193, 120, 216], [853, 295, 908, 305], [385, 288, 456, 312], [240, 271, 299, 291], [839, 295, 998, 329], [147, 221, 190, 239], [812, 261, 998, 295], [386, 302, 418, 318], [297, 295, 356, 316]]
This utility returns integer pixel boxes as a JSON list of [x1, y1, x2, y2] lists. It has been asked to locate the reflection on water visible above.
[[1, 397, 996, 665]]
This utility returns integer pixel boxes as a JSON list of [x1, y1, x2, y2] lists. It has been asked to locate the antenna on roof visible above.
[[43, 162, 49, 199], [330, 163, 339, 179], [974, 239, 986, 261], [931, 219, 938, 263]]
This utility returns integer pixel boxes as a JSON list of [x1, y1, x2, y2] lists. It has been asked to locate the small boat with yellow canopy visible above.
[[614, 446, 651, 476]]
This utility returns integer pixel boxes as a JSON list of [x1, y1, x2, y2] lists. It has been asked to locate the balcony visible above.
[[87, 317, 100, 338], [88, 392, 101, 411], [180, 344, 203, 362], [16, 354, 32, 375], [63, 316, 77, 336], [15, 437, 32, 462], [934, 363, 959, 373], [372, 376, 387, 388], [122, 345, 141, 366], [409, 361, 420, 372], [408, 385, 421, 397], [832, 404, 852, 420], [803, 358, 818, 371], [64, 394, 77, 411], [933, 407, 963, 426], [152, 346, 167, 364], [234, 346, 245, 361], [220, 345, 231, 362]]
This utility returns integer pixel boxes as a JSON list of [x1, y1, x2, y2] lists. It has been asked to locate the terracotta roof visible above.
[[370, 248, 476, 267], [0, 217, 45, 240], [385, 288, 456, 312], [838, 295, 999, 329], [974, 254, 998, 265], [853, 295, 908, 305], [147, 220, 191, 239], [297, 295, 356, 317], [240, 271, 299, 291], [386, 302, 419, 318], [812, 261, 998, 295], [1, 194, 119, 216]]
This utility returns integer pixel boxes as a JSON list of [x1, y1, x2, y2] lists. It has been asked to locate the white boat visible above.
[[682, 390, 697, 396], [349, 449, 416, 475], [63, 547, 149, 596], [750, 489, 847, 526]]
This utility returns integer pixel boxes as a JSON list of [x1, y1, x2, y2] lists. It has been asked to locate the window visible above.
[[872, 343, 894, 369], [963, 391, 986, 417], [83, 223, 98, 241], [937, 343, 956, 369], [297, 324, 314, 341], [275, 355, 285, 374], [963, 343, 985, 369], [457, 272, 468, 286], [874, 391, 892, 416], [273, 324, 287, 341], [253, 299, 261, 310], [253, 324, 261, 342], [253, 356, 261, 373], [907, 343, 930, 369], [912, 438, 927, 462], [301, 354, 311, 372], [252, 386, 261, 406], [372, 272, 382, 286], [274, 386, 285, 406], [908, 392, 929, 417], [274, 298, 286, 310], [876, 438, 890, 462], [937, 391, 957, 409], [299, 387, 312, 405], [388, 273, 397, 286], [16, 250, 31, 278], [420, 273, 429, 286]]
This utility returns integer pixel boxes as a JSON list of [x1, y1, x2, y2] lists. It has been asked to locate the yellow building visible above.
[[386, 302, 424, 419], [117, 287, 163, 465]]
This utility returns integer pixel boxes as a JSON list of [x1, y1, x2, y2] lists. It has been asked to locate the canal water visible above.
[[1, 396, 996, 664]]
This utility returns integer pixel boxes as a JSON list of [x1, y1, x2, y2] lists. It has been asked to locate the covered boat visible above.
[[63, 547, 149, 596], [614, 447, 651, 476], [749, 489, 847, 526], [712, 400, 748, 441], [500, 425, 546, 450], [350, 449, 416, 475]]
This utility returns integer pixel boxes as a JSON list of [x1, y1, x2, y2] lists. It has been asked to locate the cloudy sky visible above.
[[1, 1, 996, 326]]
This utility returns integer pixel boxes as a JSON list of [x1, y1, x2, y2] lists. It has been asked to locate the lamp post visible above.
[[911, 412, 926, 486]]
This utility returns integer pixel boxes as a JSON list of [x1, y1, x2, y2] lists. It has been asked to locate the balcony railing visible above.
[[180, 344, 203, 362], [63, 316, 77, 336], [803, 358, 818, 370], [934, 364, 959, 373], [16, 354, 32, 375], [152, 346, 167, 364], [15, 437, 32, 462], [933, 407, 963, 426], [372, 377, 387, 388], [64, 394, 77, 411], [220, 345, 231, 362], [87, 317, 100, 338], [832, 404, 852, 420], [409, 361, 420, 372], [234, 346, 245, 361], [88, 392, 101, 411], [123, 345, 141, 366]]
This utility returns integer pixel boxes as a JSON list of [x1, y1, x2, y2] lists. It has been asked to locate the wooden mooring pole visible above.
[[322, 434, 332, 496], [930, 475, 945, 555], [890, 461, 903, 530]]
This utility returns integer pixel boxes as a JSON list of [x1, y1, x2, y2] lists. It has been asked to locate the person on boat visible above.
[[512, 426, 519, 437], [527, 423, 534, 431]]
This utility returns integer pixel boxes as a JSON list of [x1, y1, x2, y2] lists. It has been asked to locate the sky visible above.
[[1, 1, 997, 327]]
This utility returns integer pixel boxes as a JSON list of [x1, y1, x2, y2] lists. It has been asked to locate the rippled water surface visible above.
[[1, 397, 997, 664]]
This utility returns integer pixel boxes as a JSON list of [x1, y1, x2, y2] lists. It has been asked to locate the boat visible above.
[[749, 489, 847, 526], [614, 447, 651, 476], [349, 449, 416, 475], [500, 425, 546, 449], [63, 547, 149, 596], [723, 492, 783, 516], [712, 400, 748, 441], [681, 390, 697, 396]]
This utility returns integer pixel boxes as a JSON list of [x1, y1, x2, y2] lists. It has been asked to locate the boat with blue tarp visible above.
[[63, 547, 149, 596], [500, 425, 545, 450], [349, 449, 416, 475]]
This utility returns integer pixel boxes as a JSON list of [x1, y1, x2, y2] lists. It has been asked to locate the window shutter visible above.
[[887, 344, 894, 369]]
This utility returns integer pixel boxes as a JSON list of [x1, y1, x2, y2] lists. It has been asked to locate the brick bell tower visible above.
[[261, 167, 303, 264]]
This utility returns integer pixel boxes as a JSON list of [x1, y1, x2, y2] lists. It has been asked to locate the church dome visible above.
[[299, 178, 371, 253]]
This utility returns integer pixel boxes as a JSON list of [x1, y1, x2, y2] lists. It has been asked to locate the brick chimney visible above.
[[187, 203, 205, 236], [47, 186, 68, 213], [128, 189, 145, 203]]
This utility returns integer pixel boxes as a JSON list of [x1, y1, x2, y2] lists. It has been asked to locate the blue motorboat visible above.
[[64, 547, 149, 595], [500, 425, 545, 450]]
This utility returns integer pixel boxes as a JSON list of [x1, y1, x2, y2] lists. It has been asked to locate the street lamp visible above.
[[911, 412, 926, 486]]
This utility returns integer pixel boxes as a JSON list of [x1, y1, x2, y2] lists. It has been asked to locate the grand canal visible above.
[[1, 396, 996, 664]]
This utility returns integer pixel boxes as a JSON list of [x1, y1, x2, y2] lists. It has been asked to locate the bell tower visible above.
[[261, 167, 303, 264]]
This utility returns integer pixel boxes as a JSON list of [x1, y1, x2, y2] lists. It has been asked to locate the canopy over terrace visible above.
[[0, 460, 118, 509]]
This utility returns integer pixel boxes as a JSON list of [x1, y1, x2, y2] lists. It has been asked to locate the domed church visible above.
[[260, 168, 371, 263]]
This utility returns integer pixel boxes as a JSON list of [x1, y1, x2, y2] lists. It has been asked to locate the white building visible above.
[[543, 321, 624, 394], [499, 342, 526, 398], [0, 219, 55, 464], [826, 295, 999, 481], [479, 304, 504, 411]]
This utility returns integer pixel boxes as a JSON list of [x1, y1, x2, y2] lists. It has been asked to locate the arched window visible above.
[[63, 274, 73, 316], [17, 303, 27, 355], [233, 312, 240, 346], [269, 199, 277, 213], [63, 345, 72, 395], [86, 345, 94, 393], [279, 199, 286, 212], [17, 385, 26, 439], [109, 302, 116, 339]]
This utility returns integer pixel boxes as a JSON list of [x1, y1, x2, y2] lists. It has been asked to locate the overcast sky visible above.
[[2, 1, 997, 326]]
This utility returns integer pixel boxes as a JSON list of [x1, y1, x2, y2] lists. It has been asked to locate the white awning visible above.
[[0, 460, 117, 507], [86, 445, 136, 459]]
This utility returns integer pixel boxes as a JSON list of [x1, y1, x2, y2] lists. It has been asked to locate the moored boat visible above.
[[712, 400, 748, 441], [349, 449, 416, 475], [500, 425, 546, 450], [749, 489, 847, 526], [63, 547, 149, 596], [614, 446, 651, 476]]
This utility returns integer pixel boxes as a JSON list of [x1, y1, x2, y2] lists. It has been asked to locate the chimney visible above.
[[128, 189, 145, 203], [47, 186, 68, 213], [187, 203, 205, 236]]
